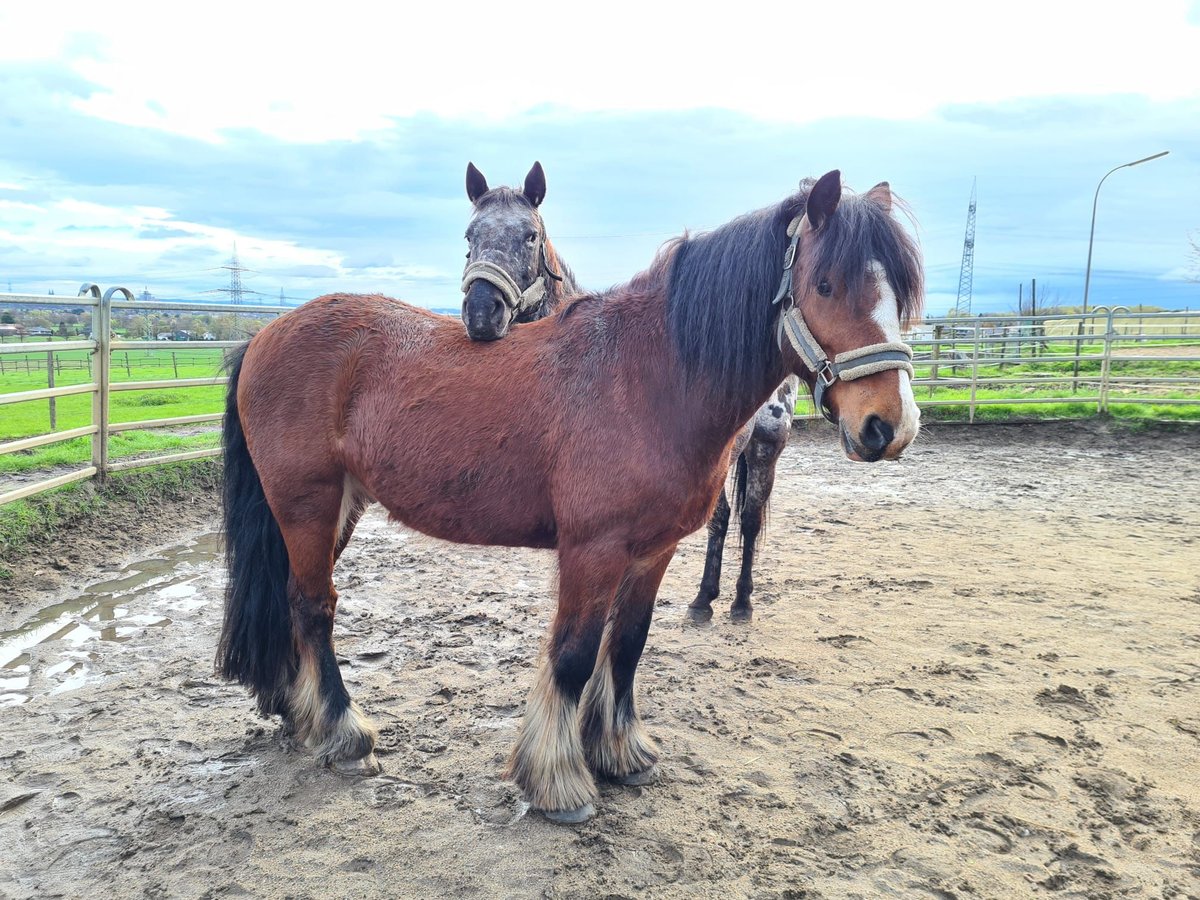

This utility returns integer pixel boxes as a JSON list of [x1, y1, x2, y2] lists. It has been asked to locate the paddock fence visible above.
[[2, 293, 1199, 507], [793, 308, 1200, 421], [0, 286, 287, 507]]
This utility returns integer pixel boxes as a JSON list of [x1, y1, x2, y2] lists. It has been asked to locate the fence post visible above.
[[47, 351, 56, 430], [89, 286, 110, 481], [929, 324, 941, 398], [1072, 319, 1085, 394], [969, 319, 980, 424], [1099, 309, 1115, 415]]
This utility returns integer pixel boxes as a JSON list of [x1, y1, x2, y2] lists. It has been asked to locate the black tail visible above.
[[732, 452, 749, 527], [216, 344, 295, 717], [731, 450, 769, 553]]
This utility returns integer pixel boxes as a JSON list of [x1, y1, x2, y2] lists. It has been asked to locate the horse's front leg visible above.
[[506, 541, 628, 823], [581, 544, 676, 784]]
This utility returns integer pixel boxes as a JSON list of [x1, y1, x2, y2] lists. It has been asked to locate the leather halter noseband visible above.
[[771, 216, 914, 423], [461, 242, 562, 318]]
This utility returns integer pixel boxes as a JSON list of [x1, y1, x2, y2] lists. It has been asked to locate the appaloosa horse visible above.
[[461, 161, 579, 341], [218, 170, 923, 822]]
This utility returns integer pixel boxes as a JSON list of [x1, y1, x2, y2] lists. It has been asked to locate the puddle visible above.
[[0, 532, 221, 706]]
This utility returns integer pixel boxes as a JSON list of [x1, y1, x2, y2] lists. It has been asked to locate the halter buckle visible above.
[[817, 361, 837, 387], [782, 242, 797, 271]]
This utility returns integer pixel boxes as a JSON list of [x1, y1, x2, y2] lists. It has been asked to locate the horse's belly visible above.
[[358, 456, 556, 550]]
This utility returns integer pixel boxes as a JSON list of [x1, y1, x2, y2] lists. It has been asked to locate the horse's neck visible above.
[[544, 241, 579, 311], [603, 294, 791, 463]]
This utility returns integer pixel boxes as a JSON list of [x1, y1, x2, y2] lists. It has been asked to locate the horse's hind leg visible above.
[[506, 542, 629, 822], [686, 486, 732, 624], [581, 545, 675, 784], [730, 439, 782, 622], [276, 482, 379, 774]]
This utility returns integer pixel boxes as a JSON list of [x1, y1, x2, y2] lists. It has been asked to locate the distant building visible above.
[[28, 326, 52, 336]]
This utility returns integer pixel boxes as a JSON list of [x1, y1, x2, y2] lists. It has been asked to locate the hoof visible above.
[[613, 765, 658, 786], [541, 803, 595, 825], [329, 752, 383, 777], [729, 605, 753, 623], [685, 605, 714, 624]]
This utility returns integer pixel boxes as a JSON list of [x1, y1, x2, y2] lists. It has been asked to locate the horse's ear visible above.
[[806, 169, 842, 231], [466, 162, 489, 204], [865, 181, 892, 213], [524, 161, 546, 208]]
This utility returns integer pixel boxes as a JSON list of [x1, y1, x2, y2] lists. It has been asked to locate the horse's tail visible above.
[[731, 450, 769, 551], [731, 451, 749, 529], [216, 343, 295, 716]]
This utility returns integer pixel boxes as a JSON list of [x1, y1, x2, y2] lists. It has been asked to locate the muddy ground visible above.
[[1, 421, 1198, 899]]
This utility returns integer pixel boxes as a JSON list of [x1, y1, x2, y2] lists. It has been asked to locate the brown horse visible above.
[[455, 162, 804, 623], [217, 169, 923, 822]]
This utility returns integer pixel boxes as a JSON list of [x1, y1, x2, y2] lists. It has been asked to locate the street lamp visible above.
[[1082, 150, 1169, 313]]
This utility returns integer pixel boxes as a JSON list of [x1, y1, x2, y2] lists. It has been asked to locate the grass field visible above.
[[1, 346, 226, 475]]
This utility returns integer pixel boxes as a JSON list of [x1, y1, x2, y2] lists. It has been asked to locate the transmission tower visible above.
[[217, 243, 247, 305], [954, 179, 977, 317]]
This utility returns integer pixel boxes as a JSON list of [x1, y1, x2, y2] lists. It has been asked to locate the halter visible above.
[[461, 243, 562, 318], [771, 216, 914, 423]]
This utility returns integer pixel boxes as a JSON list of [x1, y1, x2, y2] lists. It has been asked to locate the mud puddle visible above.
[[0, 532, 220, 707]]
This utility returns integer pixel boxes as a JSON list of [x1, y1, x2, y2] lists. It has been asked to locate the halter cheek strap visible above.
[[772, 217, 914, 423]]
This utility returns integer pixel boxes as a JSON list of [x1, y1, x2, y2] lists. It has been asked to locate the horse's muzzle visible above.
[[840, 416, 901, 463], [462, 281, 512, 341]]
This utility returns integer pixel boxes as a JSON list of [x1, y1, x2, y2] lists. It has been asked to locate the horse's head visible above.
[[461, 161, 558, 341], [780, 170, 924, 462]]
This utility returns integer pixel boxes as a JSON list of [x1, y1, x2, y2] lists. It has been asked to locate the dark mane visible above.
[[665, 192, 801, 394], [666, 181, 923, 395]]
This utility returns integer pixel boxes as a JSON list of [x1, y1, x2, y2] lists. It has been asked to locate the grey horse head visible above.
[[461, 161, 574, 341]]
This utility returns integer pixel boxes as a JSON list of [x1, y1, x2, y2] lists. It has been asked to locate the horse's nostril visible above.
[[490, 297, 507, 328], [861, 415, 894, 453]]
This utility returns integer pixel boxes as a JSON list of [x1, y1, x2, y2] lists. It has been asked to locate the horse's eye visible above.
[[525, 232, 538, 244], [817, 279, 833, 297]]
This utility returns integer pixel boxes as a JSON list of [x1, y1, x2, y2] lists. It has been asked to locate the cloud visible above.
[[1, 56, 1198, 314]]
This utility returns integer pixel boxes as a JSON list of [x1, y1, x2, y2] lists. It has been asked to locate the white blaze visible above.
[[869, 261, 920, 445]]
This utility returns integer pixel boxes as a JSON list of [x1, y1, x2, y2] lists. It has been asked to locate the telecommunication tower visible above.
[[954, 180, 977, 317]]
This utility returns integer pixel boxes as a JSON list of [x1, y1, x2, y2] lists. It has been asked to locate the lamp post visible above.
[[1082, 151, 1169, 313]]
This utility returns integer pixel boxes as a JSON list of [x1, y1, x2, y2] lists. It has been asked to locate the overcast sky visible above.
[[1, 1, 1198, 315]]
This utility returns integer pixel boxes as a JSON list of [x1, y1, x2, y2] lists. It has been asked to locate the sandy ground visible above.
[[1, 421, 1198, 899]]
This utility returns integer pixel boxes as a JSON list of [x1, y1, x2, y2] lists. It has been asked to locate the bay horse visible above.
[[218, 169, 923, 823], [457, 160, 802, 623], [461, 161, 579, 341]]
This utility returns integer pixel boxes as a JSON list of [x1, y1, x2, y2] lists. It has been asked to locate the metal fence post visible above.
[[1099, 308, 1117, 415], [80, 284, 106, 480], [929, 324, 941, 397], [95, 288, 134, 481], [969, 319, 980, 423]]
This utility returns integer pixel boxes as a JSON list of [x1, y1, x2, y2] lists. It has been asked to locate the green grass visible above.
[[1, 348, 227, 474]]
